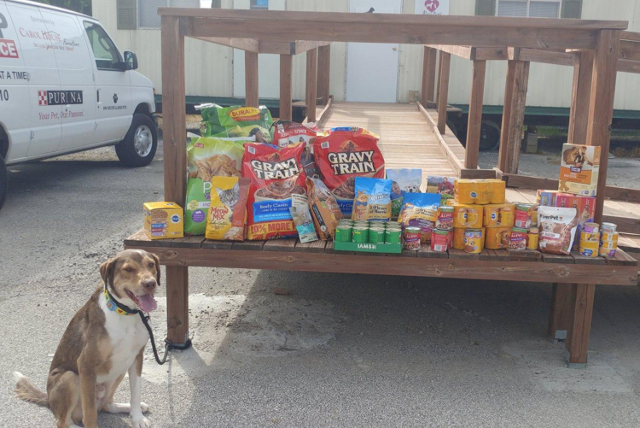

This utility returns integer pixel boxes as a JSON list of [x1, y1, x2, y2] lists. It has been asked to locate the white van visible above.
[[0, 0, 157, 209]]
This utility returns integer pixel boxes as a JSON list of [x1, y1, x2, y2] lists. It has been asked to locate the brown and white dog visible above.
[[14, 249, 160, 428]]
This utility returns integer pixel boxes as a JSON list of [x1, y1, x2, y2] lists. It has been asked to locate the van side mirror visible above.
[[122, 51, 138, 70]]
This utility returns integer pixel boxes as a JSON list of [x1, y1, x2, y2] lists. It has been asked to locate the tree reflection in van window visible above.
[[83, 22, 122, 70]]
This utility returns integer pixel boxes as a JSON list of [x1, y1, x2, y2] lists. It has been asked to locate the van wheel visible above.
[[0, 155, 7, 211], [116, 113, 158, 167]]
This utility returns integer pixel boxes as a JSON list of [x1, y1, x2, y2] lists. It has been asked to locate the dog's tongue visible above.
[[138, 294, 157, 312]]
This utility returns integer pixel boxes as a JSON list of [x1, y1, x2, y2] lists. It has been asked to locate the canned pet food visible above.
[[601, 231, 619, 243], [599, 247, 617, 258], [527, 227, 539, 250], [514, 204, 535, 229], [464, 229, 484, 254], [531, 206, 538, 227], [335, 225, 353, 242], [453, 204, 483, 229], [583, 222, 599, 234], [485, 226, 511, 250], [484, 204, 516, 228], [368, 227, 385, 244], [600, 240, 619, 250], [352, 227, 369, 243], [601, 222, 617, 233], [430, 228, 449, 252], [580, 231, 599, 242], [579, 239, 599, 258], [436, 206, 455, 229], [385, 228, 401, 245], [452, 228, 466, 250], [509, 227, 528, 251], [404, 227, 422, 250]]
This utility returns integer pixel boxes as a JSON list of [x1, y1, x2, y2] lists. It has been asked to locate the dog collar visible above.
[[104, 286, 139, 316]]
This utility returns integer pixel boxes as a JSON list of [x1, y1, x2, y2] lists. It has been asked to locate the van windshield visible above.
[[84, 22, 122, 71]]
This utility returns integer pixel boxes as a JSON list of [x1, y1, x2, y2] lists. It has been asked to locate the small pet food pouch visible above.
[[427, 176, 456, 203], [314, 127, 384, 217], [205, 177, 250, 241], [538, 206, 579, 255], [242, 142, 306, 240], [306, 177, 343, 241], [271, 120, 321, 178], [398, 193, 441, 243], [386, 169, 422, 218], [352, 177, 393, 222], [289, 194, 318, 244], [200, 104, 273, 143], [185, 137, 249, 235]]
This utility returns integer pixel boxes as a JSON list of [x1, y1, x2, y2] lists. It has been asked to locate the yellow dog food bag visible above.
[[205, 177, 250, 241]]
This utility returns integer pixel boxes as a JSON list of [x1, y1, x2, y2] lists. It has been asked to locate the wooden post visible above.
[[421, 46, 437, 105], [436, 51, 451, 134], [548, 283, 575, 341], [586, 30, 622, 224], [465, 60, 487, 169], [565, 283, 596, 367], [161, 15, 189, 346], [317, 44, 331, 105], [567, 51, 594, 145], [497, 60, 530, 174], [244, 51, 259, 108], [306, 48, 318, 123], [280, 54, 293, 121]]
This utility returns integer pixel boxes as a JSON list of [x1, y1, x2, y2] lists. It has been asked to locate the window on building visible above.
[[250, 0, 269, 10], [475, 0, 582, 19], [84, 22, 122, 70]]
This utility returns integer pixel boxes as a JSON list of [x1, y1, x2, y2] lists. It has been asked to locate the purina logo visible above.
[[38, 90, 83, 106]]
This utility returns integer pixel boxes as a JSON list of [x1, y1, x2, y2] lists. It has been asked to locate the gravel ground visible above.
[[2, 143, 640, 428]]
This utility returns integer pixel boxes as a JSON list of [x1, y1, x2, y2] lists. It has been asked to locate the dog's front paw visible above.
[[131, 414, 151, 428], [140, 402, 150, 413]]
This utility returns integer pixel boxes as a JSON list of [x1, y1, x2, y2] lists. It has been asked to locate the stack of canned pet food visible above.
[[600, 222, 619, 257], [508, 203, 539, 251], [335, 219, 402, 245], [431, 205, 454, 252], [578, 222, 600, 258]]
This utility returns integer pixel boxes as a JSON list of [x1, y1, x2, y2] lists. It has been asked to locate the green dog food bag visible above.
[[199, 104, 273, 144], [185, 136, 250, 235]]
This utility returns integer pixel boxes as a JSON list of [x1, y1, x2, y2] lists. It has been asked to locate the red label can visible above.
[[430, 228, 449, 252]]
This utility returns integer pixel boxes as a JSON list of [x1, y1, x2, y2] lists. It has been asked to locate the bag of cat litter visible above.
[[398, 193, 441, 243], [242, 142, 307, 240], [352, 177, 393, 222], [271, 120, 321, 178], [205, 177, 251, 241], [314, 127, 384, 217], [199, 104, 273, 143], [386, 169, 422, 218], [289, 194, 318, 244], [185, 136, 249, 235]]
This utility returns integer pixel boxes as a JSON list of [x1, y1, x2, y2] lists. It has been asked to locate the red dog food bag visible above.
[[271, 120, 321, 178], [242, 142, 307, 240], [314, 127, 385, 217]]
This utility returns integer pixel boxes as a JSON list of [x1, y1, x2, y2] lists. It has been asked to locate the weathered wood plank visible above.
[[568, 51, 594, 145], [605, 248, 637, 266], [170, 236, 205, 248], [498, 60, 530, 174], [244, 51, 259, 108], [232, 240, 266, 251], [201, 239, 234, 250], [294, 239, 327, 253], [465, 60, 486, 169], [548, 283, 575, 341], [436, 51, 451, 135], [317, 45, 331, 105], [421, 46, 437, 105], [305, 48, 318, 123], [565, 283, 596, 366], [263, 239, 297, 252], [280, 54, 293, 121]]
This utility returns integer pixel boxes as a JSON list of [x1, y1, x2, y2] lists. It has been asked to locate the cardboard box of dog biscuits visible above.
[[144, 202, 184, 240], [558, 144, 601, 197]]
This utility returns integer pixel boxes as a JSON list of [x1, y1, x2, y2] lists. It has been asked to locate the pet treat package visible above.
[[200, 104, 273, 143], [271, 121, 321, 178], [398, 193, 441, 243], [538, 206, 579, 255], [289, 195, 318, 244], [314, 127, 384, 216], [559, 144, 601, 197], [185, 137, 248, 235], [205, 177, 250, 241], [242, 142, 306, 240], [387, 169, 423, 218], [426, 176, 456, 202], [352, 177, 393, 222], [306, 177, 343, 240]]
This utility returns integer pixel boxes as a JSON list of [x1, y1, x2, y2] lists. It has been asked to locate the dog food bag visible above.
[[559, 144, 601, 197], [537, 206, 579, 255], [352, 177, 393, 222], [289, 193, 318, 244], [144, 202, 184, 240], [185, 137, 249, 235], [398, 193, 441, 243], [242, 142, 306, 240], [200, 104, 273, 143], [271, 121, 321, 178], [314, 127, 384, 216], [306, 177, 343, 240], [387, 169, 422, 218], [205, 177, 250, 241]]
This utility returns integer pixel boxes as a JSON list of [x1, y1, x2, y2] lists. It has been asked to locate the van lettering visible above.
[[0, 39, 18, 58]]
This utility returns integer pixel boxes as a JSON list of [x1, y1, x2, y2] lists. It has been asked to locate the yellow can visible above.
[[580, 231, 599, 242], [527, 228, 539, 250], [453, 204, 483, 229], [579, 239, 599, 258], [483, 204, 516, 228], [464, 229, 485, 254], [485, 226, 511, 250], [486, 179, 506, 204], [601, 231, 619, 243], [455, 179, 492, 205], [452, 228, 466, 250], [600, 240, 618, 250]]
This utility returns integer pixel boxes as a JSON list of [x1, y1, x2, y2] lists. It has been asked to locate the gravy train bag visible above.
[[352, 177, 392, 222], [200, 104, 273, 143], [306, 177, 343, 240], [185, 137, 248, 235], [242, 142, 306, 240], [205, 177, 250, 241], [271, 120, 321, 178], [314, 127, 384, 217], [538, 206, 579, 255]]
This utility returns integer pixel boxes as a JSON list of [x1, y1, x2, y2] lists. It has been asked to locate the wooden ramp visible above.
[[319, 102, 458, 178]]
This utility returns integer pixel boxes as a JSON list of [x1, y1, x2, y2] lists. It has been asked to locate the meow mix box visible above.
[[558, 144, 601, 197], [144, 202, 184, 240]]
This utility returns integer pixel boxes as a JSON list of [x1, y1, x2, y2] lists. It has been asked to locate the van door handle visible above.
[[97, 89, 100, 102]]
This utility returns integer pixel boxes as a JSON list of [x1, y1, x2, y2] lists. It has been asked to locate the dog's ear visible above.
[[151, 253, 161, 286], [100, 257, 117, 286]]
